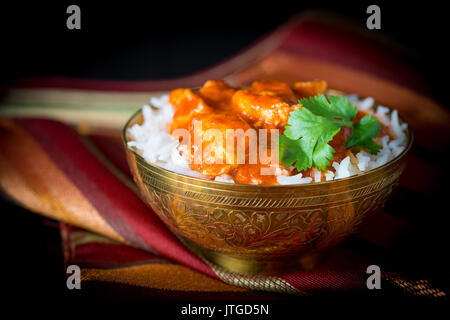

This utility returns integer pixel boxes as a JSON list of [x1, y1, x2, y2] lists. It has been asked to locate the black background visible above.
[[1, 0, 449, 312], [1, 1, 449, 103]]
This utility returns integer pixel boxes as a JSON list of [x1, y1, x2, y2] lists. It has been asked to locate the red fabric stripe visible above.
[[280, 271, 363, 291], [15, 118, 217, 278], [16, 118, 148, 249], [279, 247, 369, 291], [74, 243, 167, 265], [87, 135, 132, 178], [280, 21, 428, 95], [9, 76, 198, 92]]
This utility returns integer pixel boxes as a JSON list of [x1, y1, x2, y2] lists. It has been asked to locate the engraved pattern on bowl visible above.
[[123, 94, 412, 265]]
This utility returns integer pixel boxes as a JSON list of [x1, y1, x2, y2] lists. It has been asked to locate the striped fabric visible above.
[[0, 12, 448, 298]]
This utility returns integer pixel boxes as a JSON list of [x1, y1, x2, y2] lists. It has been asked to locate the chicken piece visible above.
[[232, 80, 299, 129], [249, 80, 298, 103], [169, 88, 213, 132], [197, 80, 236, 110], [292, 80, 327, 99], [188, 112, 252, 177], [231, 164, 279, 185]]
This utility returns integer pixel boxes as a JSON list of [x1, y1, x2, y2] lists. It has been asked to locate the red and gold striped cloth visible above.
[[0, 12, 448, 298]]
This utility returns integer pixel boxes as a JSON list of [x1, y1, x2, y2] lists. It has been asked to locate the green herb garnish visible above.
[[279, 94, 381, 171]]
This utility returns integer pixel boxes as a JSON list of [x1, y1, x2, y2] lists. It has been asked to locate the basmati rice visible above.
[[127, 93, 408, 185]]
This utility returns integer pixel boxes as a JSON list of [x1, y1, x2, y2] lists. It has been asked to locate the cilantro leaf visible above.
[[279, 135, 312, 171], [284, 107, 342, 141], [299, 94, 357, 122], [346, 115, 382, 154], [312, 142, 336, 171], [282, 107, 340, 171], [279, 94, 382, 172]]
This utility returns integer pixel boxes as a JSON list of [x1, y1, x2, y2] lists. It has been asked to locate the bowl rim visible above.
[[122, 90, 413, 189]]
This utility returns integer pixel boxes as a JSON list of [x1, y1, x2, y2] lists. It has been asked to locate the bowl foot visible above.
[[179, 237, 327, 276]]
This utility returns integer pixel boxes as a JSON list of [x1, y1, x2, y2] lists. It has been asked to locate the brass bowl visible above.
[[122, 99, 412, 275]]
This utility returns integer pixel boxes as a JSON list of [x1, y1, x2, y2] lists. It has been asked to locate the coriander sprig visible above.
[[279, 94, 381, 171]]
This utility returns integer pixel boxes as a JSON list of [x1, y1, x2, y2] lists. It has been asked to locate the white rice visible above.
[[127, 93, 408, 185]]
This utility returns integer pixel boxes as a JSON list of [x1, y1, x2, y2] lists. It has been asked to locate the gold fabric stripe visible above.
[[0, 89, 165, 130], [0, 119, 127, 244], [81, 264, 247, 292], [384, 272, 447, 298], [2, 88, 155, 109], [69, 229, 121, 252], [0, 153, 52, 215], [211, 263, 306, 296]]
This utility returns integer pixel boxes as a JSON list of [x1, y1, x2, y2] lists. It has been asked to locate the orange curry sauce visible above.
[[168, 80, 385, 185]]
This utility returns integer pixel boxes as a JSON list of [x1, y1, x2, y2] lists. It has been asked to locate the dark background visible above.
[[1, 1, 449, 103], [1, 0, 449, 310]]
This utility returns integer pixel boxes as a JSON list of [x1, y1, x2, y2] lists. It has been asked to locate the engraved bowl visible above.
[[122, 97, 412, 275]]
